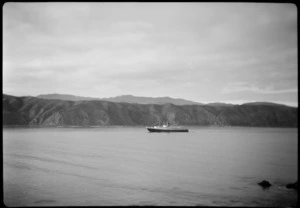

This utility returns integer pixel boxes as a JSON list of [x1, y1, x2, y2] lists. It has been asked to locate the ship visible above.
[[146, 122, 189, 132]]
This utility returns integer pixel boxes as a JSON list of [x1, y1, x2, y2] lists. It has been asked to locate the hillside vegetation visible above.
[[3, 94, 297, 127]]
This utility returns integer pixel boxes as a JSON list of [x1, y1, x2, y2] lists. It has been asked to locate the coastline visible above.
[[3, 125, 298, 129]]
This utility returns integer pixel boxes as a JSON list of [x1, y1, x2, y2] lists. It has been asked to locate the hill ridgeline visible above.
[[36, 93, 200, 105]]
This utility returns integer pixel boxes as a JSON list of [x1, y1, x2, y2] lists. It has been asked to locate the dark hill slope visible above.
[[3, 94, 297, 127]]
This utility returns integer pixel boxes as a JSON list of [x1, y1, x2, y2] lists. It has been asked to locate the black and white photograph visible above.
[[3, 2, 298, 207]]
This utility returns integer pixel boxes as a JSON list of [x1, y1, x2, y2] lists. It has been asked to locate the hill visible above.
[[104, 95, 201, 105], [37, 94, 101, 101], [3, 94, 297, 127], [37, 94, 200, 105]]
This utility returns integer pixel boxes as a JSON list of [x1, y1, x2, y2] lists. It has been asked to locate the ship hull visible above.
[[147, 127, 189, 132]]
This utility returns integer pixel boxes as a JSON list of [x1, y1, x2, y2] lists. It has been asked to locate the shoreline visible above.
[[3, 125, 298, 129]]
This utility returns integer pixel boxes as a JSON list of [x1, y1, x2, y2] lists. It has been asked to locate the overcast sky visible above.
[[3, 3, 298, 106]]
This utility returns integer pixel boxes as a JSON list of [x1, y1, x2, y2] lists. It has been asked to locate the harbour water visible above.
[[3, 127, 298, 206]]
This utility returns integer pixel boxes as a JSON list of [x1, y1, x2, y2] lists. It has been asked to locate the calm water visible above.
[[3, 127, 298, 206]]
